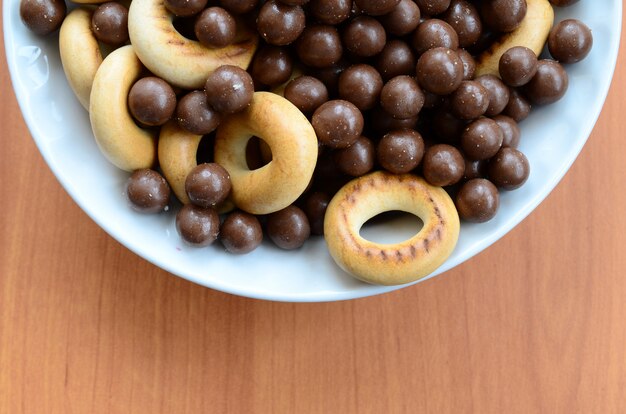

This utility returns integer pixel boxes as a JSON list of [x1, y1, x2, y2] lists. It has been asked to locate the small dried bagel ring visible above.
[[59, 8, 103, 110], [158, 121, 203, 204], [128, 0, 259, 89], [324, 172, 460, 286], [214, 92, 318, 215], [89, 45, 157, 171], [476, 0, 554, 78]]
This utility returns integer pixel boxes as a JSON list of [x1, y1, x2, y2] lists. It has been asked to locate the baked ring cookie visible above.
[[476, 0, 554, 77], [89, 45, 157, 171], [59, 8, 103, 110], [127, 0, 259, 89], [324, 172, 460, 286], [214, 92, 318, 215]]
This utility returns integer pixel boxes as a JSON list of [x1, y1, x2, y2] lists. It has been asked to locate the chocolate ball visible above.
[[422, 144, 465, 187], [481, 0, 527, 33], [455, 179, 499, 222], [475, 75, 510, 116], [185, 163, 232, 208], [165, 0, 207, 16], [380, 76, 425, 120], [461, 117, 504, 161], [176, 204, 220, 246], [442, 0, 482, 48], [219, 0, 258, 14], [195, 7, 237, 49], [377, 129, 425, 174], [523, 60, 569, 105], [267, 205, 311, 249], [503, 88, 531, 122], [354, 0, 400, 16], [220, 211, 263, 254], [342, 16, 387, 58], [128, 77, 177, 126], [333, 136, 375, 177], [548, 19, 593, 64], [91, 2, 129, 46], [380, 0, 421, 37], [284, 76, 329, 114], [493, 115, 521, 148], [416, 47, 464, 96], [126, 169, 171, 214], [204, 65, 254, 114], [414, 0, 451, 16], [412, 19, 459, 55], [309, 0, 351, 25], [256, 0, 306, 45], [450, 80, 490, 120], [312, 100, 364, 148], [487, 147, 530, 190], [20, 0, 66, 35], [375, 40, 416, 81], [296, 25, 343, 68], [304, 192, 331, 235], [176, 91, 221, 135], [338, 64, 383, 111], [250, 46, 293, 87], [499, 46, 538, 87]]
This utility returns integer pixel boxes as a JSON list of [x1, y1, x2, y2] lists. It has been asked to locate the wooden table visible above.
[[2, 22, 625, 414]]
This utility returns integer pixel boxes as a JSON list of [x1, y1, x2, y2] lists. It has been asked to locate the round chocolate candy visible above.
[[309, 0, 351, 25], [342, 16, 386, 58], [195, 7, 237, 49], [220, 211, 263, 254], [548, 19, 593, 64], [481, 0, 527, 33], [414, 0, 451, 16], [204, 65, 254, 114], [304, 192, 331, 236], [475, 75, 510, 117], [455, 179, 499, 223], [256, 0, 306, 45], [354, 0, 400, 16], [176, 204, 220, 246], [312, 100, 364, 148], [284, 76, 329, 114], [165, 0, 207, 16], [333, 136, 375, 177], [376, 40, 416, 81], [267, 205, 311, 250], [380, 0, 421, 37], [412, 19, 459, 56], [461, 117, 504, 160], [338, 64, 383, 111], [380, 76, 424, 120], [377, 129, 425, 174], [499, 46, 538, 87], [442, 0, 482, 48], [176, 90, 221, 135], [185, 163, 232, 208], [416, 47, 464, 96], [487, 147, 530, 190], [126, 169, 171, 214], [296, 25, 343, 68], [422, 144, 465, 187], [128, 77, 177, 126], [450, 80, 490, 120], [250, 46, 293, 87], [20, 0, 66, 35], [523, 60, 569, 105], [91, 2, 129, 46]]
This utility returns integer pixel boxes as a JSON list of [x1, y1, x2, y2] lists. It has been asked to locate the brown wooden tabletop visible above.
[[1, 16, 626, 414]]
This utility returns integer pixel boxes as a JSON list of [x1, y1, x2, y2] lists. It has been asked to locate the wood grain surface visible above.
[[1, 17, 626, 414]]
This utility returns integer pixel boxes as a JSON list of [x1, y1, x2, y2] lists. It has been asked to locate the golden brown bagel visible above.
[[127, 0, 259, 89], [476, 0, 554, 78], [214, 92, 318, 215], [89, 45, 157, 171], [59, 8, 103, 110], [324, 172, 460, 286]]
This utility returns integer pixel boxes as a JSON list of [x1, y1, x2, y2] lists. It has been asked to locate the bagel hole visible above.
[[196, 134, 215, 165], [359, 211, 424, 245], [246, 137, 273, 170], [172, 16, 199, 41]]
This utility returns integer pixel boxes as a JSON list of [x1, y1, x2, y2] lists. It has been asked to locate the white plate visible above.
[[3, 1, 622, 302]]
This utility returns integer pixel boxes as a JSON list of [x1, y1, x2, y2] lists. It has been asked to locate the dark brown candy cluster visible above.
[[22, 0, 594, 253]]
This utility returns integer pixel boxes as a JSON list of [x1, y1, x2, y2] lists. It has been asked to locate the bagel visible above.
[[158, 121, 203, 204], [476, 0, 554, 78], [214, 92, 318, 215], [324, 172, 460, 286], [89, 45, 157, 171], [127, 0, 259, 89], [59, 8, 103, 110]]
